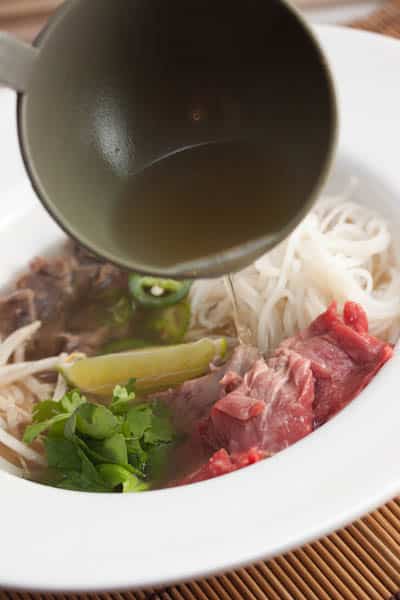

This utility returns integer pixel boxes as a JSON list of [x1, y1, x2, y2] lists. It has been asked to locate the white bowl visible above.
[[0, 25, 400, 593]]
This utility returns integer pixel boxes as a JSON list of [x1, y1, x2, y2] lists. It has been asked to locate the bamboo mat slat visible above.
[[0, 1, 61, 21], [0, 0, 62, 41], [350, 0, 400, 34], [1, 1, 400, 598]]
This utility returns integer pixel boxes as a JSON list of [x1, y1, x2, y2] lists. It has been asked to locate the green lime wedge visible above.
[[61, 338, 227, 396]]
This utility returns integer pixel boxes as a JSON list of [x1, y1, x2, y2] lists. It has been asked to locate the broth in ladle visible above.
[[110, 140, 301, 274]]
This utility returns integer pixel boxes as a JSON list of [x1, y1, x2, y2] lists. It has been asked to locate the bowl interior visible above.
[[19, 0, 336, 276]]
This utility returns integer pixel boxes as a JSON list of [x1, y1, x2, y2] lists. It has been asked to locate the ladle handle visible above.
[[0, 33, 38, 92]]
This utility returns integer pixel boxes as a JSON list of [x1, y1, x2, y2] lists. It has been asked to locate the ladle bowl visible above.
[[0, 0, 337, 278]]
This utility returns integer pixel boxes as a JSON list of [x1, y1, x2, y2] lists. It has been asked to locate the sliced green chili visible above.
[[129, 275, 192, 308]]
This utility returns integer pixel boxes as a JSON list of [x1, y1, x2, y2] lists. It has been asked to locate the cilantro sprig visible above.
[[24, 381, 175, 493]]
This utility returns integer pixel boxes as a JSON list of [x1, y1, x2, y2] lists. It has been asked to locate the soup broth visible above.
[[111, 140, 302, 273]]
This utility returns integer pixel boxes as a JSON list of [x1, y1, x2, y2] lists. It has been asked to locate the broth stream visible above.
[[224, 274, 252, 345]]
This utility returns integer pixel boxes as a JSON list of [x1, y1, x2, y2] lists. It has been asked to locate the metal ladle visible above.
[[0, 0, 337, 278]]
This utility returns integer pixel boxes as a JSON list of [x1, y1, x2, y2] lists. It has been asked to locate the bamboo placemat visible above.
[[1, 1, 400, 598]]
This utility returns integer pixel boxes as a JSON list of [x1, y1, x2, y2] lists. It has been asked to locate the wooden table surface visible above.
[[0, 0, 62, 41]]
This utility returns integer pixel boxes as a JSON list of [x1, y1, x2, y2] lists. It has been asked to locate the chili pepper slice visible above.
[[129, 275, 191, 308]]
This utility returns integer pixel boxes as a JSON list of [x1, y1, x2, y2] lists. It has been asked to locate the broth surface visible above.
[[112, 140, 298, 271]]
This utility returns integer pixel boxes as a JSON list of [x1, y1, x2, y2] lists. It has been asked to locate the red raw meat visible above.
[[279, 301, 393, 426], [343, 301, 368, 334], [200, 301, 393, 460], [201, 349, 315, 454], [153, 344, 259, 433], [177, 447, 266, 486]]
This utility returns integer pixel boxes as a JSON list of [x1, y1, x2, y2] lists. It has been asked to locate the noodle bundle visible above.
[[190, 191, 400, 352], [0, 322, 64, 473]]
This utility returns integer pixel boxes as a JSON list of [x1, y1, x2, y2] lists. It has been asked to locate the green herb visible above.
[[45, 437, 83, 472], [125, 405, 153, 438], [126, 438, 148, 474], [75, 403, 120, 440], [87, 433, 128, 466], [109, 378, 136, 414], [97, 464, 149, 493], [23, 390, 87, 444], [60, 390, 87, 413], [146, 443, 174, 481], [23, 414, 68, 445], [32, 400, 64, 422], [59, 453, 110, 493], [45, 438, 110, 492], [143, 414, 174, 445], [23, 381, 175, 494]]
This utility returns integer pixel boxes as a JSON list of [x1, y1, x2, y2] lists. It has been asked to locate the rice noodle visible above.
[[190, 189, 400, 352], [0, 323, 65, 475], [0, 417, 46, 466], [0, 321, 41, 366], [22, 376, 54, 401], [0, 356, 64, 388], [53, 373, 68, 402]]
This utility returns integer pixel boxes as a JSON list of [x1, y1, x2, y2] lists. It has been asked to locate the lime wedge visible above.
[[61, 338, 227, 396]]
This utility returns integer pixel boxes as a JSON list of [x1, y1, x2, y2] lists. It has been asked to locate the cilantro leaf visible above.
[[143, 415, 174, 445], [97, 464, 149, 493], [63, 411, 77, 441], [125, 405, 153, 439], [46, 438, 111, 492], [78, 446, 106, 485], [75, 403, 120, 440], [60, 390, 87, 413], [32, 400, 64, 423], [87, 433, 128, 466], [24, 391, 88, 444], [23, 413, 69, 445], [146, 443, 174, 481], [126, 438, 148, 474], [45, 437, 83, 472], [110, 379, 136, 415]]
